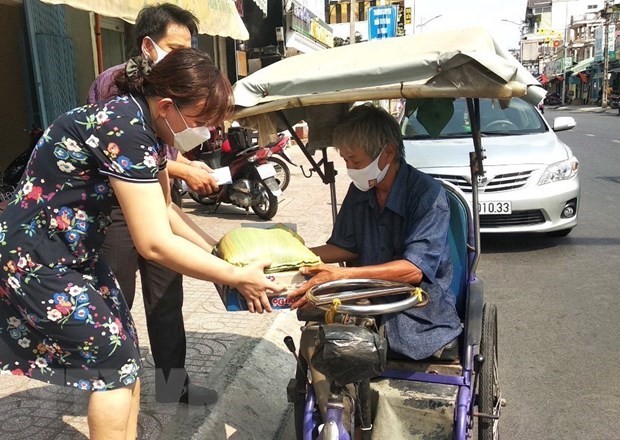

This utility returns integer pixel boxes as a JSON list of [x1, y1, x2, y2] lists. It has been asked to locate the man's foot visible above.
[[430, 338, 459, 361], [178, 382, 219, 406], [156, 380, 218, 406]]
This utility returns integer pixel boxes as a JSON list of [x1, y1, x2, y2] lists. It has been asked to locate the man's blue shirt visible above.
[[327, 161, 462, 359]]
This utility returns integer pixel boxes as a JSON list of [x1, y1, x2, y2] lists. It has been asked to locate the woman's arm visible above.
[[109, 176, 283, 312], [168, 203, 217, 250], [154, 172, 216, 251]]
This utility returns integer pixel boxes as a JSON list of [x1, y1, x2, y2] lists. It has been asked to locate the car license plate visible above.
[[478, 201, 512, 215], [256, 163, 276, 179]]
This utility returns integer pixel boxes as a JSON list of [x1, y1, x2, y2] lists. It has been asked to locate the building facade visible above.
[[521, 0, 620, 104]]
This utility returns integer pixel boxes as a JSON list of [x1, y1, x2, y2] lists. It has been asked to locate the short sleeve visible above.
[[402, 188, 451, 284], [88, 115, 166, 183], [326, 185, 359, 254]]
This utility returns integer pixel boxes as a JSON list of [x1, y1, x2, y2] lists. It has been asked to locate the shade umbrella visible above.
[[39, 0, 248, 40]]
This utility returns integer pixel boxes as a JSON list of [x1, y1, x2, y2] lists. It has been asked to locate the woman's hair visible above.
[[115, 48, 234, 124], [332, 103, 404, 161]]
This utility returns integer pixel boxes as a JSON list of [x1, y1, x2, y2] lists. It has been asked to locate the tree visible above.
[[333, 32, 363, 47]]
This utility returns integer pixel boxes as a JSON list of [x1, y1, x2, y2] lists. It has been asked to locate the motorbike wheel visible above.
[[251, 181, 278, 220], [188, 191, 216, 205], [267, 157, 291, 192]]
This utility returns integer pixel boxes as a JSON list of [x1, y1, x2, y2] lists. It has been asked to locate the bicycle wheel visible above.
[[478, 303, 500, 440], [267, 157, 291, 191]]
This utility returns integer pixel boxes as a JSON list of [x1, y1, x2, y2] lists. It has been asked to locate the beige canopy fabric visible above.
[[232, 27, 546, 147], [40, 0, 249, 40]]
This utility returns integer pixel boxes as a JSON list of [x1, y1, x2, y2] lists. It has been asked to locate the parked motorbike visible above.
[[250, 133, 293, 191], [3, 125, 43, 190], [595, 93, 619, 108], [543, 92, 562, 106], [184, 128, 282, 220]]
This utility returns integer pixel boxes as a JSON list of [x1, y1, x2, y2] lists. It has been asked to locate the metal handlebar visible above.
[[305, 279, 427, 316]]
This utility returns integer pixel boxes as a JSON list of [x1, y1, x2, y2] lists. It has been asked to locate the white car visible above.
[[402, 97, 579, 236]]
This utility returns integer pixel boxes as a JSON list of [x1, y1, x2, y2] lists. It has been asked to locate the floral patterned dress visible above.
[[0, 94, 166, 391]]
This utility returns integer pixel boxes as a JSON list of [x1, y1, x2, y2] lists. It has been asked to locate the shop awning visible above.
[[568, 57, 594, 73], [578, 72, 589, 83], [251, 0, 268, 16], [39, 0, 249, 40], [286, 32, 329, 55]]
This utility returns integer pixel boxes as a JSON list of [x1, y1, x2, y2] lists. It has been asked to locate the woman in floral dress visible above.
[[0, 48, 283, 439]]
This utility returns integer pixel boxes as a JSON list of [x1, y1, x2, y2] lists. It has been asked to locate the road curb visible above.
[[193, 311, 301, 440]]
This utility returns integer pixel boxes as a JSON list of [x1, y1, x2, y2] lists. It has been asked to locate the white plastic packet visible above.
[[211, 167, 232, 185]]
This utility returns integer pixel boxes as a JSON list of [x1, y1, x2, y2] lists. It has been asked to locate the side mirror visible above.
[[552, 116, 576, 132]]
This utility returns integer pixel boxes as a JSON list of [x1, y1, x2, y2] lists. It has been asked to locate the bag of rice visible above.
[[216, 226, 321, 273]]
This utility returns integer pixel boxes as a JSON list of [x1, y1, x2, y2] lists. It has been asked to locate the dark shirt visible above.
[[327, 160, 462, 359], [87, 63, 123, 105]]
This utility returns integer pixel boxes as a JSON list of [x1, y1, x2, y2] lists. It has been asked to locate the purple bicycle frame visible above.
[[304, 387, 351, 440], [380, 345, 475, 440], [303, 345, 476, 440]]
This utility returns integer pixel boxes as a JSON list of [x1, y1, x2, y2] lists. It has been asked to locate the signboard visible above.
[[405, 7, 412, 25], [594, 24, 616, 62], [393, 1, 405, 37], [290, 0, 333, 48], [368, 6, 398, 40]]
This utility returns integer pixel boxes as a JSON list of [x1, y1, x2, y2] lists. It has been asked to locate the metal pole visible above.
[[561, 0, 569, 105], [94, 14, 104, 75], [602, 1, 611, 109], [349, 0, 356, 45]]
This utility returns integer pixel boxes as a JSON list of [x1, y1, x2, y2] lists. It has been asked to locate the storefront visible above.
[[285, 0, 333, 56]]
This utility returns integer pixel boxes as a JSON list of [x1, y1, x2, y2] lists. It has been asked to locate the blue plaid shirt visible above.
[[327, 161, 462, 359]]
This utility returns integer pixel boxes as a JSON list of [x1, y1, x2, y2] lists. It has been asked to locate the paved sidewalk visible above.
[[0, 145, 349, 439], [548, 104, 620, 114]]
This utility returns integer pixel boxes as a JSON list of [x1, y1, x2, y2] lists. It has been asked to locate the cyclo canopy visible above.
[[232, 27, 545, 151]]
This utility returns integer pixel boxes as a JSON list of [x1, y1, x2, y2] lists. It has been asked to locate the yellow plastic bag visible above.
[[216, 226, 321, 273]]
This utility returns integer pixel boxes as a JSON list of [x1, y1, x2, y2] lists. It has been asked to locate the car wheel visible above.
[[546, 228, 573, 237]]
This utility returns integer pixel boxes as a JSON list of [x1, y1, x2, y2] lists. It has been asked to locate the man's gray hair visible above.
[[332, 103, 404, 160]]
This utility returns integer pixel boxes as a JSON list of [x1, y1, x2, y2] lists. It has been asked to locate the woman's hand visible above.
[[287, 264, 348, 310], [234, 260, 286, 313]]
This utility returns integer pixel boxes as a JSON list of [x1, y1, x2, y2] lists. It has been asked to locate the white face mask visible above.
[[346, 149, 390, 192], [142, 37, 169, 64], [164, 104, 211, 153]]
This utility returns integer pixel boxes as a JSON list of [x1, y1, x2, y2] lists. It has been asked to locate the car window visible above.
[[401, 98, 547, 139]]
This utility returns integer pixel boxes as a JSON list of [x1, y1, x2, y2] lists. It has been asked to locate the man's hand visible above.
[[288, 264, 348, 309], [184, 166, 219, 196], [189, 160, 213, 172]]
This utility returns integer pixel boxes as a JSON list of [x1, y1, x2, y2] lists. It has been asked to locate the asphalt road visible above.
[[478, 108, 620, 439]]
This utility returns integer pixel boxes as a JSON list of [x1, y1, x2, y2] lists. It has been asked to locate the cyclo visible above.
[[231, 27, 545, 440]]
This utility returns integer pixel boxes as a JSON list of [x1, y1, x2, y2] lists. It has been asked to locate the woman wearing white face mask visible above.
[[288, 104, 462, 421], [0, 48, 284, 440], [88, 4, 227, 410]]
